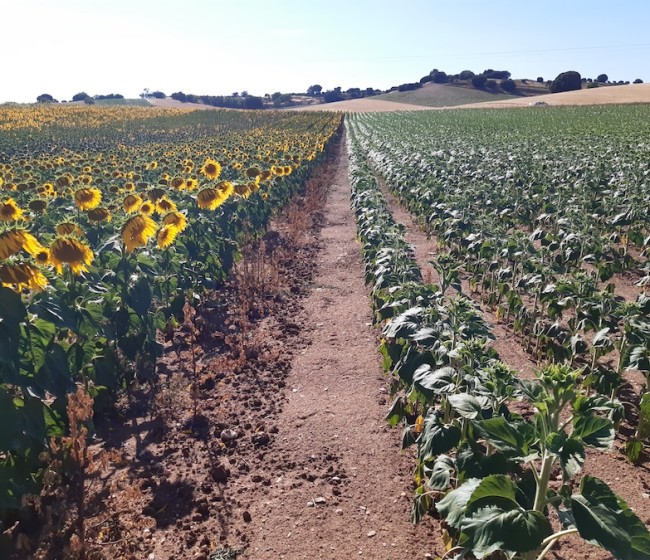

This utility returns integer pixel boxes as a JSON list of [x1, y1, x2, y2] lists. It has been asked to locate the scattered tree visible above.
[[596, 73, 608, 83], [72, 92, 90, 102], [634, 78, 644, 84], [459, 70, 476, 80], [430, 70, 448, 84], [150, 91, 166, 99], [500, 78, 517, 93], [536, 77, 544, 83], [471, 75, 488, 89], [323, 89, 344, 103], [306, 84, 322, 96], [550, 71, 582, 93], [36, 93, 57, 103]]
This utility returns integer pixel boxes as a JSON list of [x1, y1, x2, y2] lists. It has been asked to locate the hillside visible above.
[[459, 82, 650, 108], [373, 82, 519, 107]]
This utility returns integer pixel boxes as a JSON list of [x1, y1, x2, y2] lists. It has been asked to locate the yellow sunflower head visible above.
[[156, 196, 177, 214], [28, 199, 48, 213], [121, 214, 158, 253], [162, 211, 187, 232], [200, 158, 222, 180], [170, 177, 185, 190], [56, 222, 83, 237], [0, 198, 24, 222], [87, 207, 112, 223], [156, 224, 180, 249], [123, 194, 143, 214], [74, 187, 102, 211], [0, 263, 48, 292], [34, 248, 50, 266], [0, 229, 44, 260], [139, 201, 155, 216], [49, 237, 94, 275]]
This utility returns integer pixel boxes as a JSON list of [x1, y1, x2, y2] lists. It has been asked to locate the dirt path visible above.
[[241, 138, 436, 559]]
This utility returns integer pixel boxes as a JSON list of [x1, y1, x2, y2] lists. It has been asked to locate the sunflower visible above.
[[122, 194, 142, 214], [56, 222, 83, 237], [259, 170, 273, 182], [245, 167, 261, 179], [200, 158, 222, 180], [0, 263, 48, 292], [185, 178, 199, 191], [156, 224, 180, 249], [0, 198, 24, 221], [196, 181, 234, 210], [170, 177, 185, 190], [0, 229, 44, 259], [49, 237, 94, 275], [28, 199, 48, 213], [148, 187, 166, 202], [74, 187, 102, 211], [121, 214, 158, 253], [55, 175, 72, 189], [162, 211, 187, 232], [234, 183, 252, 199], [87, 207, 112, 223], [155, 196, 176, 214], [139, 201, 155, 215], [34, 248, 50, 266]]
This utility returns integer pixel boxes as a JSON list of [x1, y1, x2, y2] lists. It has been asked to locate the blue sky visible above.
[[2, 0, 649, 103]]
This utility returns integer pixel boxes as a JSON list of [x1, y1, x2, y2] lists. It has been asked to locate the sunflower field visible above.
[[0, 104, 342, 516]]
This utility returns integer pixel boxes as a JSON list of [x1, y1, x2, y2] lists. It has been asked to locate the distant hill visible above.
[[373, 83, 520, 107]]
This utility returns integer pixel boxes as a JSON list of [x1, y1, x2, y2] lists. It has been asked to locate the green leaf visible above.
[[427, 454, 455, 490], [572, 415, 614, 449], [448, 393, 483, 419], [128, 276, 153, 316], [461, 506, 552, 558], [386, 396, 405, 427], [436, 478, 481, 530], [572, 475, 650, 560], [413, 365, 457, 393], [419, 416, 461, 460], [474, 417, 530, 457], [547, 432, 585, 480], [465, 474, 519, 514], [35, 342, 75, 398]]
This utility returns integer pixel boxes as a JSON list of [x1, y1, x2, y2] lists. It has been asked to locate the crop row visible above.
[[0, 105, 342, 520], [348, 108, 650, 463], [346, 116, 650, 560]]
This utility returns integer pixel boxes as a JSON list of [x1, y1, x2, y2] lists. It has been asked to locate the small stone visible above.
[[367, 531, 376, 538], [336, 508, 343, 515], [307, 501, 315, 507], [243, 511, 252, 523], [314, 496, 327, 505]]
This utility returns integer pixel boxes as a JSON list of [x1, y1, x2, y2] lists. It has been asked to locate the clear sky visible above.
[[2, 0, 649, 103]]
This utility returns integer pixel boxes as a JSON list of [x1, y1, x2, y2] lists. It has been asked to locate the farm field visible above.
[[1, 101, 650, 560]]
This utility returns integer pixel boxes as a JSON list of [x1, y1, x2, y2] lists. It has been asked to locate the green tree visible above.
[[36, 93, 57, 103], [550, 71, 582, 93], [596, 73, 608, 83]]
